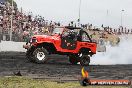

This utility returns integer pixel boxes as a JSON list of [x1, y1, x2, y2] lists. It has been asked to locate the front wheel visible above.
[[80, 55, 90, 66], [33, 48, 48, 64], [26, 46, 35, 62]]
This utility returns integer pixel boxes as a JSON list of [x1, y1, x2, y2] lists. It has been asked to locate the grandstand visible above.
[[0, 0, 131, 45]]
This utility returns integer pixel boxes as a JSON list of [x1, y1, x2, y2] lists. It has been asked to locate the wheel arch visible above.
[[36, 42, 57, 54], [79, 47, 93, 56]]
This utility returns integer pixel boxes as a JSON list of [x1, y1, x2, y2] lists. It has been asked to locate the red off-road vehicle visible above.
[[23, 26, 97, 66]]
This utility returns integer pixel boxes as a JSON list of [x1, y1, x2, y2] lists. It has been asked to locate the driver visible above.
[[67, 30, 76, 40]]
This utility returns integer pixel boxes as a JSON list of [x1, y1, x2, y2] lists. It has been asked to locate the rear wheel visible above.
[[68, 55, 79, 65], [80, 55, 90, 66], [33, 48, 48, 64]]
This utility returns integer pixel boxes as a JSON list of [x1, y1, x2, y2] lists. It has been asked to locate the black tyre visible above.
[[26, 47, 35, 62], [33, 48, 48, 64], [80, 55, 90, 66], [68, 55, 79, 65], [26, 51, 34, 62]]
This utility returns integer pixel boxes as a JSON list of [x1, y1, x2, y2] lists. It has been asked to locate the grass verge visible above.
[[0, 76, 130, 88]]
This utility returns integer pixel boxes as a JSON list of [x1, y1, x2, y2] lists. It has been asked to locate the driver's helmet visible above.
[[68, 30, 75, 35], [67, 30, 77, 40]]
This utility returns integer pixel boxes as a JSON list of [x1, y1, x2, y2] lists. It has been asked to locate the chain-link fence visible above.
[[0, 27, 24, 42]]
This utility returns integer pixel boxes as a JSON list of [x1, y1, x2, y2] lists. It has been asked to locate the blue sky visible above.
[[14, 0, 132, 28]]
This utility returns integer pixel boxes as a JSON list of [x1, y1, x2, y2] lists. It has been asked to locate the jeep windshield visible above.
[[51, 28, 64, 35]]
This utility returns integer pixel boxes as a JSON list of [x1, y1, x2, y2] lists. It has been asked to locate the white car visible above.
[[97, 38, 106, 52]]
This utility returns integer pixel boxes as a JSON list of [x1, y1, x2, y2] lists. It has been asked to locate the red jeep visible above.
[[23, 26, 97, 66]]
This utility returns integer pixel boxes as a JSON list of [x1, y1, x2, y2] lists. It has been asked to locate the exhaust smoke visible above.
[[91, 35, 132, 65]]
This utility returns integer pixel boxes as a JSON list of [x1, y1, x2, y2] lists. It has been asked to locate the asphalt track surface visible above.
[[0, 52, 132, 82]]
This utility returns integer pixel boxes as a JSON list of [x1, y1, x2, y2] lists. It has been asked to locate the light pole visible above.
[[106, 10, 109, 27], [121, 10, 124, 27], [10, 0, 13, 41], [78, 0, 81, 26]]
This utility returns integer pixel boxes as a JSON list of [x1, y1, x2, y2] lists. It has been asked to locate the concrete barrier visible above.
[[0, 41, 26, 52]]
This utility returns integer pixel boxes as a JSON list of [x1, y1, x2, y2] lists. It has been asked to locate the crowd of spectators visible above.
[[0, 1, 132, 43], [0, 1, 60, 42]]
